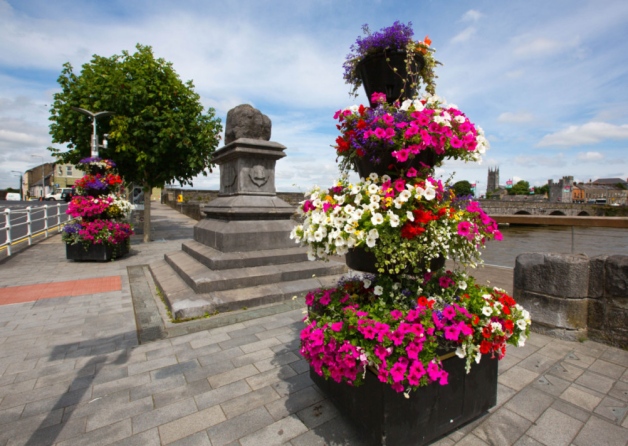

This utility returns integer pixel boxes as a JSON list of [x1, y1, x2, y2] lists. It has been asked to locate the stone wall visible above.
[[514, 253, 628, 348], [161, 188, 304, 220]]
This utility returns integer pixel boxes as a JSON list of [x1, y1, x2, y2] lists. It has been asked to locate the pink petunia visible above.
[[457, 221, 472, 238], [330, 321, 343, 332], [392, 148, 410, 162]]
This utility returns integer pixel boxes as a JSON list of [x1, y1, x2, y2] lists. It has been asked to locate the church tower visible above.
[[487, 167, 499, 196]]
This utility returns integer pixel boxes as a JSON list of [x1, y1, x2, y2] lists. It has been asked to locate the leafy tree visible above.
[[49, 44, 222, 242], [509, 180, 531, 195], [452, 180, 474, 197], [536, 184, 549, 196]]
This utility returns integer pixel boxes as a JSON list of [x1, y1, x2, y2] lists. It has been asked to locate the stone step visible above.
[[181, 240, 309, 270], [150, 259, 346, 320], [164, 250, 347, 294]]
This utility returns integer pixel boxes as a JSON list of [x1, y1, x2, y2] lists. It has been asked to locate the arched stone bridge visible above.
[[478, 200, 602, 216]]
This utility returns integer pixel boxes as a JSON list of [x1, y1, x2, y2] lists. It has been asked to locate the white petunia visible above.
[[369, 172, 379, 181], [400, 99, 413, 111], [423, 184, 436, 201], [368, 184, 379, 195], [370, 194, 381, 203], [398, 190, 411, 202], [368, 228, 379, 239], [307, 248, 316, 261], [371, 213, 384, 225], [516, 319, 527, 330], [387, 211, 400, 227], [482, 306, 493, 316], [407, 211, 414, 221], [458, 281, 467, 290], [373, 285, 383, 296], [363, 278, 372, 288], [366, 236, 377, 248]]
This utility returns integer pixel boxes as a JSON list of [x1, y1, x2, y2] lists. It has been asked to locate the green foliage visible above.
[[536, 184, 549, 196], [48, 44, 223, 190], [452, 180, 473, 197], [508, 180, 531, 195]]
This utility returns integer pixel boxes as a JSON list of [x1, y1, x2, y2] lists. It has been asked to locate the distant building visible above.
[[24, 163, 55, 199], [53, 163, 84, 189], [486, 167, 500, 196], [592, 177, 628, 187], [548, 176, 574, 203]]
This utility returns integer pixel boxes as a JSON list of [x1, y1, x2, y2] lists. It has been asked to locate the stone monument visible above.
[[151, 105, 346, 320]]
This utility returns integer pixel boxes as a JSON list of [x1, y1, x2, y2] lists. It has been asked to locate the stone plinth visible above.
[[214, 138, 284, 196], [150, 105, 347, 320]]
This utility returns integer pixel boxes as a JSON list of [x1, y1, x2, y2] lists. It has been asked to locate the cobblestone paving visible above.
[[0, 202, 626, 445]]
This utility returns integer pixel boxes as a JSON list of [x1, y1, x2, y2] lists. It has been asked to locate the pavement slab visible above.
[[0, 202, 626, 445]]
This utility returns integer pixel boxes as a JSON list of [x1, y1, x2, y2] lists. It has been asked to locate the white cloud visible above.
[[451, 27, 476, 44], [513, 37, 567, 58], [462, 10, 483, 22], [537, 122, 628, 147], [497, 112, 535, 123], [576, 151, 604, 161], [513, 153, 566, 168]]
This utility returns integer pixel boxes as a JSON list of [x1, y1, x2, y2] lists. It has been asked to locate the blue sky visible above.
[[1, 0, 627, 195]]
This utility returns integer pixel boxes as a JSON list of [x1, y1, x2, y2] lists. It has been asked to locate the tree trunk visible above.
[[142, 182, 151, 243]]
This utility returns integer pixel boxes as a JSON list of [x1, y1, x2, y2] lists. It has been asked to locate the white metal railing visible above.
[[1, 203, 70, 256]]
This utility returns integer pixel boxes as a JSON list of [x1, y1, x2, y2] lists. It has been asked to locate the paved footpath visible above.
[[0, 202, 627, 446]]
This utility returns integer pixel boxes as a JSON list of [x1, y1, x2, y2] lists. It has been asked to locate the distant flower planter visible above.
[[357, 50, 425, 107], [310, 354, 498, 446], [63, 157, 133, 262], [66, 241, 129, 262]]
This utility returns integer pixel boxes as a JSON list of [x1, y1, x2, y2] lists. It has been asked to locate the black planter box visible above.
[[310, 354, 497, 446], [66, 241, 129, 261]]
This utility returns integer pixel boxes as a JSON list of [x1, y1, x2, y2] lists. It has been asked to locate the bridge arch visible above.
[[514, 210, 531, 215], [578, 211, 590, 216], [549, 210, 566, 216]]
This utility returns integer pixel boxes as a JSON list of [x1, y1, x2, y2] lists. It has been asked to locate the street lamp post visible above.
[[31, 155, 45, 198], [71, 107, 114, 158], [11, 171, 22, 200]]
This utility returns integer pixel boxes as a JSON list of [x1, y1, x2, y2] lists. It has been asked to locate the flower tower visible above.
[[63, 157, 133, 261], [290, 22, 531, 445]]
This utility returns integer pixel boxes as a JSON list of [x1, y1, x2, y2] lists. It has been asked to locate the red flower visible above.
[[479, 340, 492, 354]]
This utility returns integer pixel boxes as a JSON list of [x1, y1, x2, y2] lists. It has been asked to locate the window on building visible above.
[[66, 166, 72, 176]]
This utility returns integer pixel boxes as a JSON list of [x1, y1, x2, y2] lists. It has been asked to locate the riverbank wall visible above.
[[514, 253, 628, 348]]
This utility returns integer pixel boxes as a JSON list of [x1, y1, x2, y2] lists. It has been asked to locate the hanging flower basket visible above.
[[357, 50, 425, 107], [353, 145, 437, 179]]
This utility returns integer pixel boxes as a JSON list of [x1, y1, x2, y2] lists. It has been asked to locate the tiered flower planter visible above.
[[294, 22, 530, 446]]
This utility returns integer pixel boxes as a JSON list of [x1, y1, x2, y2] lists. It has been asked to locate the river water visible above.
[[479, 225, 628, 268]]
